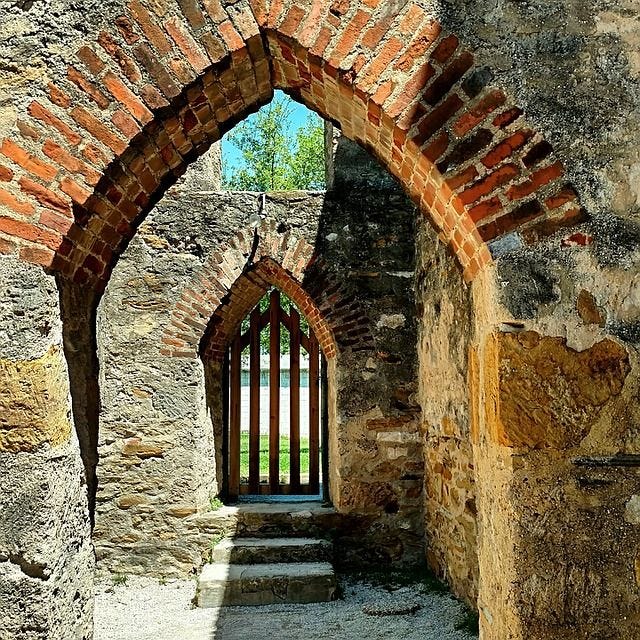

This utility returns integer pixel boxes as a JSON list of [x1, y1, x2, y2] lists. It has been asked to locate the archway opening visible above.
[[223, 287, 327, 501]]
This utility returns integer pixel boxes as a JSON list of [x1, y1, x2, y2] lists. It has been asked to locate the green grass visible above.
[[239, 432, 310, 479]]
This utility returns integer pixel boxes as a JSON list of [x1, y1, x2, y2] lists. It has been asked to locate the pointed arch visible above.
[[0, 0, 583, 287], [161, 219, 373, 360]]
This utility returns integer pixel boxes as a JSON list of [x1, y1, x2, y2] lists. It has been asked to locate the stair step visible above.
[[196, 562, 337, 607], [212, 537, 332, 565]]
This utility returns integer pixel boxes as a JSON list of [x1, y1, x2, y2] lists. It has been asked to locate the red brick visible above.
[[394, 22, 442, 72], [48, 82, 72, 108], [280, 5, 306, 37], [493, 107, 523, 128], [60, 176, 92, 205], [115, 16, 141, 44], [361, 35, 403, 86], [0, 165, 13, 182], [432, 34, 459, 64], [361, 15, 393, 50], [507, 161, 564, 201], [0, 235, 16, 254], [447, 164, 478, 190], [39, 208, 74, 234], [129, 0, 173, 55], [0, 188, 36, 216], [19, 244, 55, 267], [140, 84, 170, 110], [453, 89, 506, 137], [545, 185, 578, 210], [97, 32, 142, 84], [413, 93, 463, 146], [17, 120, 40, 141], [0, 216, 60, 249], [42, 140, 101, 186], [67, 67, 111, 109], [482, 129, 533, 168], [164, 16, 210, 72], [19, 176, 70, 213], [176, 0, 206, 29], [523, 140, 553, 168], [424, 131, 449, 162], [82, 144, 109, 167], [460, 163, 519, 205], [203, 0, 226, 22], [310, 26, 333, 57], [0, 139, 58, 181], [468, 196, 502, 222], [266, 0, 286, 28], [76, 46, 105, 75], [28, 101, 82, 146], [387, 62, 435, 119], [399, 5, 425, 34], [70, 106, 127, 154], [423, 52, 473, 106], [330, 9, 371, 68], [218, 20, 245, 52], [103, 72, 153, 124]]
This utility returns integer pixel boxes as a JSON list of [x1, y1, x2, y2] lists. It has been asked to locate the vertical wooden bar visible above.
[[229, 333, 241, 501], [309, 333, 320, 495], [321, 355, 329, 502], [249, 307, 261, 494], [269, 289, 281, 493], [221, 350, 230, 501], [290, 306, 301, 493]]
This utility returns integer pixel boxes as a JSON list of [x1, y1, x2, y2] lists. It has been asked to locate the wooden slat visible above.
[[221, 350, 230, 500], [229, 334, 242, 500], [308, 332, 320, 494], [290, 306, 301, 492], [249, 307, 261, 494], [269, 289, 281, 493], [240, 305, 271, 347]]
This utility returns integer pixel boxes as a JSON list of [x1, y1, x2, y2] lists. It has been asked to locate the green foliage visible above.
[[223, 93, 325, 191], [209, 496, 224, 511], [112, 574, 128, 586], [240, 432, 310, 479], [239, 289, 310, 355]]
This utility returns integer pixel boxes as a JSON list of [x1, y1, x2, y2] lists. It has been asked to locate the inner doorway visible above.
[[223, 288, 327, 501]]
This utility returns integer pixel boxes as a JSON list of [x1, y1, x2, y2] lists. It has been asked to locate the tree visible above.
[[222, 92, 325, 191]]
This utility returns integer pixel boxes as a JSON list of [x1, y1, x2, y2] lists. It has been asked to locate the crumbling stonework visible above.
[[94, 141, 424, 576], [0, 1, 639, 638], [0, 257, 94, 640]]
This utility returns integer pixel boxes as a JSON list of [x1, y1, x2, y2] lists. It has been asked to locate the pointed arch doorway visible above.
[[223, 287, 328, 502]]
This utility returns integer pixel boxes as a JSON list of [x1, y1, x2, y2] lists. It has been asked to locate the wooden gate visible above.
[[225, 289, 324, 500]]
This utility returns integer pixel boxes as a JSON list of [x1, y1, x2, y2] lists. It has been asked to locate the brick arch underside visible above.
[[0, 0, 585, 288], [162, 220, 374, 361]]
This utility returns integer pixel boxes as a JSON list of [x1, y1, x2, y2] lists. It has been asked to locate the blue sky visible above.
[[221, 90, 316, 170]]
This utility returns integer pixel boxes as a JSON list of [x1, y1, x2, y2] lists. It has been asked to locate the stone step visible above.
[[213, 537, 332, 565], [196, 562, 337, 607]]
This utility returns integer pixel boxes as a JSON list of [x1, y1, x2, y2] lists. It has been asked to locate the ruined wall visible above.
[[0, 256, 94, 640], [95, 185, 326, 576], [416, 217, 478, 605], [94, 140, 423, 575]]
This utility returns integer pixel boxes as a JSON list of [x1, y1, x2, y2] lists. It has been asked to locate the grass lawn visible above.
[[239, 432, 310, 479]]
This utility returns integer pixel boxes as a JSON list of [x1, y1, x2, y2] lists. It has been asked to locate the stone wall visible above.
[[0, 256, 94, 640], [94, 143, 424, 575], [416, 216, 478, 605]]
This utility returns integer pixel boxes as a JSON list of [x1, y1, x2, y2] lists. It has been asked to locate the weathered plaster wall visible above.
[[0, 256, 94, 640], [416, 216, 478, 605]]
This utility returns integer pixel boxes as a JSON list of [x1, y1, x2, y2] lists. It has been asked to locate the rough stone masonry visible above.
[[0, 1, 638, 639]]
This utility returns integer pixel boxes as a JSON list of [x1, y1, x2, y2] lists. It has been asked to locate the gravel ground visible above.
[[94, 575, 478, 640]]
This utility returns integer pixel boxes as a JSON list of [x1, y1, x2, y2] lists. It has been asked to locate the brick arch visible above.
[[0, 0, 584, 287], [161, 219, 374, 361]]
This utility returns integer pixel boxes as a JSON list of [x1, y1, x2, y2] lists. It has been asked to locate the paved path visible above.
[[94, 575, 477, 640]]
